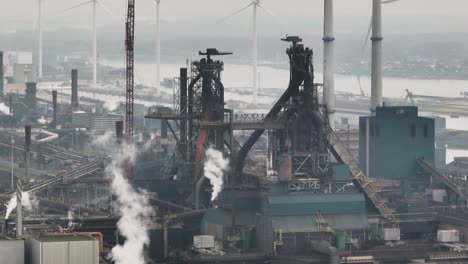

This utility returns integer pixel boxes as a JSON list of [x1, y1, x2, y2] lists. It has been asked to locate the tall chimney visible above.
[[179, 68, 188, 160], [0, 51, 4, 101], [115, 120, 124, 144], [71, 69, 79, 110], [25, 125, 31, 180], [371, 0, 383, 112], [52, 90, 58, 127], [323, 0, 335, 128], [25, 82, 37, 123], [15, 180, 22, 238]]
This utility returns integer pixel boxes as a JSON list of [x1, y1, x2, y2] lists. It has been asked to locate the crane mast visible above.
[[125, 0, 135, 144]]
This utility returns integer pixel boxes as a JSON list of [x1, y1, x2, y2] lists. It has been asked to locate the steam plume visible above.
[[4, 191, 39, 219], [203, 147, 229, 201], [109, 144, 154, 264], [0, 103, 10, 115]]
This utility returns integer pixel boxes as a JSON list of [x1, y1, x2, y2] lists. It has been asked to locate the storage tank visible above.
[[25, 235, 99, 264], [437, 230, 459, 243], [0, 239, 24, 264]]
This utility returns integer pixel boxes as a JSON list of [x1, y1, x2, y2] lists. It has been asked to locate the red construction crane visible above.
[[125, 0, 135, 144]]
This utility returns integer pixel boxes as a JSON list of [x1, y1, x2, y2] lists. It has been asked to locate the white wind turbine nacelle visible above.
[[217, 0, 277, 107], [64, 0, 115, 86]]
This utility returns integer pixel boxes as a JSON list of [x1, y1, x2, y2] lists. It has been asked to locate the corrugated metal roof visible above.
[[272, 214, 367, 232], [35, 235, 95, 242]]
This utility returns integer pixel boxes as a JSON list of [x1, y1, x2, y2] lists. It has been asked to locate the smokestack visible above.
[[180, 68, 188, 160], [15, 180, 22, 238], [25, 82, 37, 123], [71, 69, 79, 110], [17, 125, 31, 238], [25, 125, 31, 180], [52, 90, 57, 127], [0, 51, 4, 101], [161, 120, 168, 139], [115, 120, 124, 144], [323, 0, 335, 129], [371, 0, 383, 112]]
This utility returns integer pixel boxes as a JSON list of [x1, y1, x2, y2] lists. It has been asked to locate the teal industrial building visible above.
[[359, 106, 435, 196]]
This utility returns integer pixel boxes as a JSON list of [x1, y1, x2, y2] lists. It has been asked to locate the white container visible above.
[[26, 235, 99, 264], [437, 230, 459, 243], [382, 228, 400, 241], [0, 240, 24, 264], [193, 235, 215, 249]]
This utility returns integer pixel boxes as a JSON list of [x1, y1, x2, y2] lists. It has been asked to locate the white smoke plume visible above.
[[108, 144, 154, 264], [0, 103, 10, 115], [4, 191, 39, 219], [67, 209, 78, 230], [91, 131, 114, 149], [37, 116, 47, 124], [203, 147, 230, 201]]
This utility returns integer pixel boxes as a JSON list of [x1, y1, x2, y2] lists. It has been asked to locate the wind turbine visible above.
[[65, 0, 113, 85], [218, 0, 273, 107], [37, 0, 43, 80], [155, 0, 161, 94], [356, 0, 403, 99]]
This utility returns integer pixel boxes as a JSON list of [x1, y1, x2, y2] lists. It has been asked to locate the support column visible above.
[[52, 90, 57, 128]]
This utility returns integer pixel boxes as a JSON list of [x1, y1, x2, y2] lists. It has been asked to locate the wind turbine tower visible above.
[[155, 0, 161, 93], [38, 0, 43, 79]]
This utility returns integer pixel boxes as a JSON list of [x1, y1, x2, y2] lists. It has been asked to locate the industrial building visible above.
[[2, 0, 468, 263]]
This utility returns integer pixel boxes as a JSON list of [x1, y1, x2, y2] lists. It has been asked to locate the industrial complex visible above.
[[1, 0, 468, 264]]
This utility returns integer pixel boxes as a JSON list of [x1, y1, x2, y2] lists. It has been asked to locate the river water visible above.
[[101, 59, 468, 163]]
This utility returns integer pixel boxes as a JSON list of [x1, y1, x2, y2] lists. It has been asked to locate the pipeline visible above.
[[183, 253, 268, 263], [163, 209, 206, 258]]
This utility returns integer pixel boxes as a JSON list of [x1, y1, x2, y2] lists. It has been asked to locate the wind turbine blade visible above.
[[382, 0, 400, 4], [360, 18, 373, 62], [257, 4, 284, 29], [216, 3, 253, 24], [63, 0, 93, 12], [96, 0, 117, 18]]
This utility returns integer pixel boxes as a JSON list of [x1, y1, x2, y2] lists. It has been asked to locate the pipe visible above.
[[71, 69, 79, 110], [184, 253, 267, 263], [323, 0, 335, 129], [370, 0, 383, 112], [163, 209, 206, 258], [150, 197, 192, 212], [195, 176, 206, 210]]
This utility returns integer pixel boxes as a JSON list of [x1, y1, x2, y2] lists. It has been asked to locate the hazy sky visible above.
[[2, 0, 468, 22], [1, 0, 468, 36]]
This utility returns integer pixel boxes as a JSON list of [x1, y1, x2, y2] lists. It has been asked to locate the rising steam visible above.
[[0, 103, 10, 115], [203, 147, 229, 201], [108, 144, 154, 264], [4, 191, 39, 219]]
